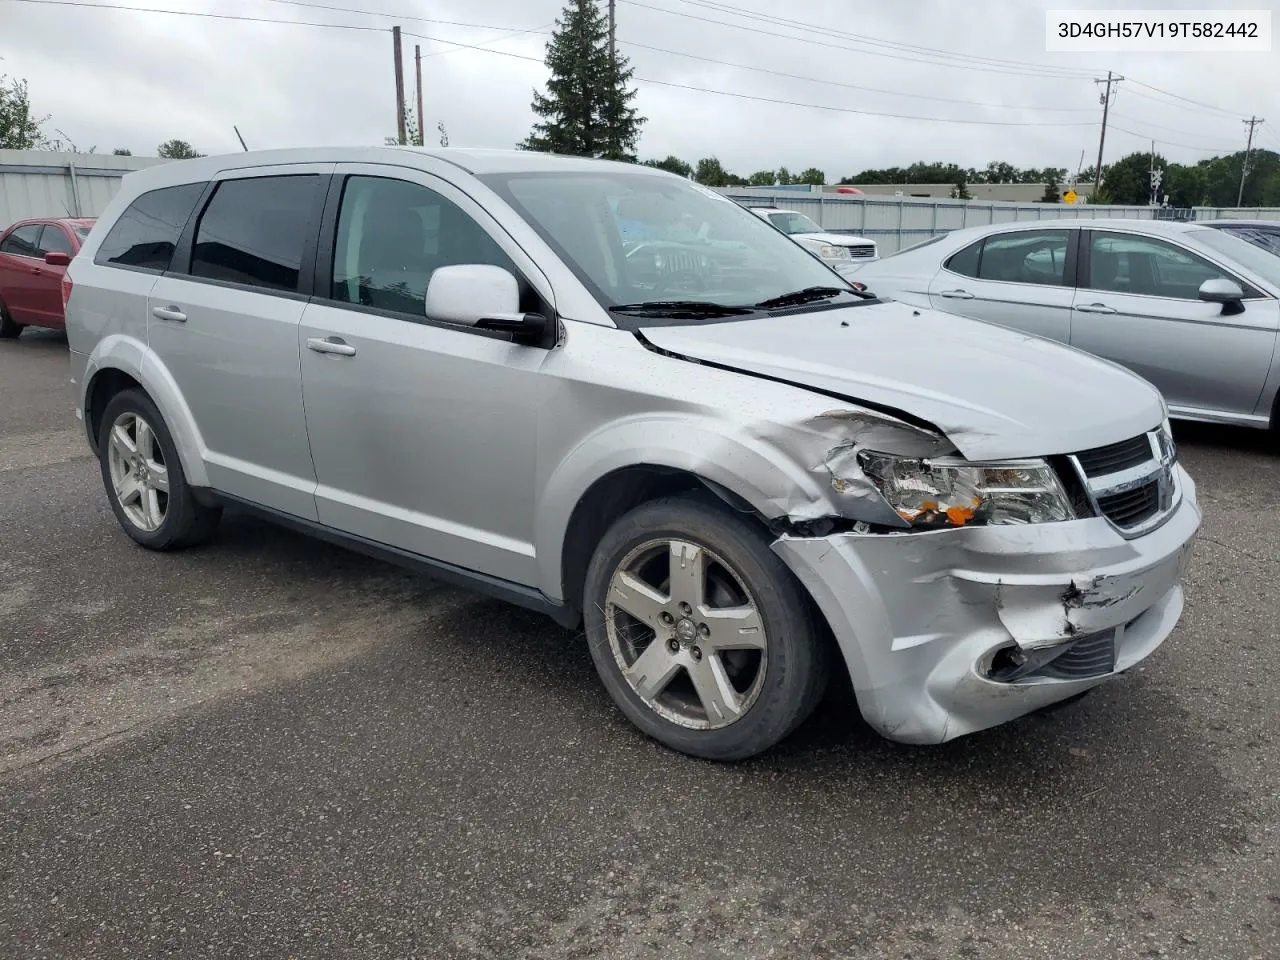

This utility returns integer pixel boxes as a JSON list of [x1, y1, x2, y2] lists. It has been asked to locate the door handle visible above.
[[1075, 303, 1117, 314], [151, 305, 187, 322], [939, 289, 974, 299], [30, 268, 42, 275], [307, 336, 357, 357]]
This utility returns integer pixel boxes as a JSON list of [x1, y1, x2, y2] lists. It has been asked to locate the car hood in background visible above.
[[640, 299, 1164, 461], [796, 232, 876, 247]]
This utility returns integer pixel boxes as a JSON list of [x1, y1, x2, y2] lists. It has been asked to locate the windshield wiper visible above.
[[609, 300, 756, 318], [754, 285, 869, 309]]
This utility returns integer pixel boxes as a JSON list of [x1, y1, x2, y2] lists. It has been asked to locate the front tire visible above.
[[584, 495, 828, 761], [98, 389, 221, 550], [0, 299, 21, 339]]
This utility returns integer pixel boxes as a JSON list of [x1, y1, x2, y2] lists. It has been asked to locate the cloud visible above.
[[4, 0, 1273, 177]]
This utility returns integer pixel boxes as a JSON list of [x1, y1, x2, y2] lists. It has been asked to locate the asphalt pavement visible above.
[[2, 327, 1277, 959]]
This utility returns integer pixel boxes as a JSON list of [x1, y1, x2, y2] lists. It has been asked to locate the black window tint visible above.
[[38, 225, 74, 256], [1, 224, 43, 257], [1088, 232, 1231, 299], [976, 229, 1069, 286], [945, 239, 982, 277], [190, 176, 321, 292], [331, 175, 514, 317], [95, 182, 205, 272]]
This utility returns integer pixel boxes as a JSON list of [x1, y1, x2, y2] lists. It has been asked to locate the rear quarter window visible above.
[[95, 182, 206, 273]]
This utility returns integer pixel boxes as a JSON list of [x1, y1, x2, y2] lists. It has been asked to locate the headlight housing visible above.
[[818, 244, 850, 260], [856, 451, 1075, 529]]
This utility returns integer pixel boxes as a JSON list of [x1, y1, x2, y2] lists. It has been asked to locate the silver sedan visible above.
[[849, 218, 1280, 432]]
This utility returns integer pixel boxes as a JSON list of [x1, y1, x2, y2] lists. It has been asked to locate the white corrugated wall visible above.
[[0, 150, 170, 226]]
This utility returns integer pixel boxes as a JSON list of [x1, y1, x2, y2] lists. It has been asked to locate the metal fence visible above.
[[0, 150, 169, 226], [5, 152, 1280, 255], [720, 187, 1280, 255]]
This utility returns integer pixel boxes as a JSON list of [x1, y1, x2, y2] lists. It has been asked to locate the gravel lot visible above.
[[2, 327, 1277, 959]]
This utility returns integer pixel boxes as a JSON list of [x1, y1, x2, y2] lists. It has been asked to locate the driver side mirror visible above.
[[44, 251, 71, 267], [1198, 277, 1245, 314], [424, 264, 547, 340]]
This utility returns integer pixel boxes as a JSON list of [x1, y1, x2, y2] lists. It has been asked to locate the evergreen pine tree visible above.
[[521, 0, 644, 159]]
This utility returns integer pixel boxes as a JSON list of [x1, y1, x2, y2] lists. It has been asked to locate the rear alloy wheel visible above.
[[585, 496, 827, 761], [98, 389, 221, 550], [0, 300, 21, 339]]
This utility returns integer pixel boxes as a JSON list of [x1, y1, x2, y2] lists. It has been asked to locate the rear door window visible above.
[[190, 175, 323, 293], [1, 224, 44, 257], [95, 183, 206, 272], [976, 230, 1070, 286], [38, 226, 75, 256]]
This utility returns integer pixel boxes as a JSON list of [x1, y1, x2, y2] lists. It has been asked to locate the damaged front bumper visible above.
[[772, 466, 1201, 744]]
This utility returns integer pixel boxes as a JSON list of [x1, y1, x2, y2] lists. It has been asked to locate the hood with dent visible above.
[[641, 299, 1165, 461]]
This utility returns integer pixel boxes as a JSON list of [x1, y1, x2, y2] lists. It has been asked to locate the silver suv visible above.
[[65, 148, 1201, 761]]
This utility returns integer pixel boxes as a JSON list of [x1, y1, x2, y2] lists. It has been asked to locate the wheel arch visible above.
[[538, 417, 840, 616], [82, 336, 210, 488]]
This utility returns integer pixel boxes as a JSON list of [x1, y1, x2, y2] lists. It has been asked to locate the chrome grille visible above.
[[1068, 426, 1178, 536], [1096, 482, 1161, 528], [845, 244, 877, 259], [660, 251, 703, 275], [1074, 435, 1152, 475]]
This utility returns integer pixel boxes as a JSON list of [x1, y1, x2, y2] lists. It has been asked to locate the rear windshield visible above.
[[73, 226, 91, 240]]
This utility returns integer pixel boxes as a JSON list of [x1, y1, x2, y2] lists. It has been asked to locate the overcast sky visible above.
[[3, 0, 1277, 179]]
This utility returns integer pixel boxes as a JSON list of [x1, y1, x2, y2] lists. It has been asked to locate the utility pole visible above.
[[392, 26, 407, 146], [608, 0, 617, 67], [1238, 116, 1264, 207], [414, 44, 425, 147], [1092, 70, 1123, 197]]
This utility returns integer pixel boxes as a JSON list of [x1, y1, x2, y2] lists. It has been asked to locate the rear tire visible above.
[[0, 299, 21, 339], [98, 388, 221, 550], [584, 495, 828, 761]]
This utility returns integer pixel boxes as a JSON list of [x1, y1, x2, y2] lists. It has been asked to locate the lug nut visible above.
[[668, 638, 680, 653], [679, 602, 692, 616], [691, 646, 702, 661], [660, 611, 674, 625], [698, 623, 710, 637]]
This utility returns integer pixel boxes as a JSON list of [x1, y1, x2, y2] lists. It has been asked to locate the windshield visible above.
[[481, 170, 855, 322], [768, 211, 823, 235], [73, 226, 91, 240], [1190, 228, 1280, 289]]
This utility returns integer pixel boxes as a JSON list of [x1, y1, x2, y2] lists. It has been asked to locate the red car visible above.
[[0, 217, 95, 338]]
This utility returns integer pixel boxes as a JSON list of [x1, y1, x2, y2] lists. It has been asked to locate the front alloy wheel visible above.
[[107, 411, 169, 532], [585, 496, 828, 761], [606, 539, 768, 729]]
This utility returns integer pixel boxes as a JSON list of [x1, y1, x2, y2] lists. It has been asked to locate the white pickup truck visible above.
[[749, 206, 879, 276]]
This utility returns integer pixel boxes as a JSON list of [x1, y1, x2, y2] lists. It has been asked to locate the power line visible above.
[[257, 0, 550, 36], [621, 39, 1098, 112], [643, 0, 1264, 130], [1108, 124, 1244, 156], [404, 30, 1095, 128], [617, 0, 1097, 79], [664, 0, 1098, 78], [1, 0, 543, 37], [1109, 113, 1246, 150], [2, 0, 384, 31], [1126, 78, 1240, 119]]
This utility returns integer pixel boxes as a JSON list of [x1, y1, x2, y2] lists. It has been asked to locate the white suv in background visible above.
[[749, 206, 878, 275]]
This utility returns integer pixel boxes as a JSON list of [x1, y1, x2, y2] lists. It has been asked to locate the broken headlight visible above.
[[856, 452, 1075, 529]]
